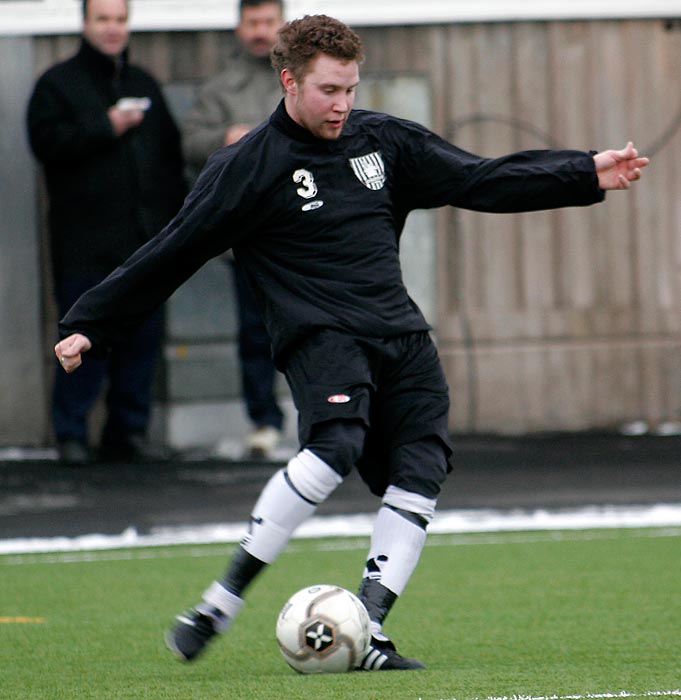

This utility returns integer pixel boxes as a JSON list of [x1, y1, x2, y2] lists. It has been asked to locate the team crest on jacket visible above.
[[349, 152, 386, 190]]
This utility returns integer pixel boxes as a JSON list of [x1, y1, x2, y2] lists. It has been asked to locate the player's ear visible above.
[[280, 68, 297, 96]]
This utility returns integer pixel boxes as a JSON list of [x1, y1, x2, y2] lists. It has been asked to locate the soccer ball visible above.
[[276, 584, 372, 674]]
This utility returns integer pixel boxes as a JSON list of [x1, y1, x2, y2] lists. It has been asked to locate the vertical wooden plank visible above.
[[168, 31, 201, 82], [428, 25, 448, 137], [32, 37, 56, 77], [356, 26, 384, 74], [54, 34, 79, 63], [643, 22, 681, 328], [445, 23, 486, 315], [474, 23, 520, 320], [665, 23, 681, 345], [513, 22, 558, 314], [589, 22, 636, 316], [628, 20, 662, 334], [548, 21, 597, 314], [130, 31, 172, 82]]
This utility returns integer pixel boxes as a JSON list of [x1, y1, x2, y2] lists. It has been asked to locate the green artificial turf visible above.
[[1, 528, 679, 700]]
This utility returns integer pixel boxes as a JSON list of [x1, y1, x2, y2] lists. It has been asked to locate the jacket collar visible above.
[[269, 99, 346, 149], [76, 38, 129, 80]]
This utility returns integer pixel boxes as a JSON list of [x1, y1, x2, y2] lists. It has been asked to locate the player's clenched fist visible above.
[[54, 333, 92, 373]]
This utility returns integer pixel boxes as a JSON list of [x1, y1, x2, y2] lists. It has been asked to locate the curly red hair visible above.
[[271, 15, 364, 82]]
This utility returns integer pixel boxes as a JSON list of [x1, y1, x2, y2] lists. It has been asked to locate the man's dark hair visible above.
[[271, 15, 364, 82], [82, 0, 128, 19], [239, 0, 284, 13]]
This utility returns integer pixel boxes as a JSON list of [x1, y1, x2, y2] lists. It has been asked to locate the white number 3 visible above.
[[293, 169, 318, 199]]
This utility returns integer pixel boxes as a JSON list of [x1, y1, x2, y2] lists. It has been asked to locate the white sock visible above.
[[363, 505, 427, 596], [240, 451, 342, 564], [383, 485, 437, 523], [196, 581, 244, 631], [288, 449, 343, 503], [370, 620, 389, 641]]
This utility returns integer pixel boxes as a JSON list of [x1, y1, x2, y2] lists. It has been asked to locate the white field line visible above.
[[3, 526, 681, 567], [1, 503, 681, 560], [448, 691, 681, 700]]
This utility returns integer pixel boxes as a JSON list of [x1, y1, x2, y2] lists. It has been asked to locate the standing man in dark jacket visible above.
[[27, 0, 186, 464]]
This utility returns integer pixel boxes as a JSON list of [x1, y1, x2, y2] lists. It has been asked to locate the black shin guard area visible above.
[[222, 546, 267, 597], [358, 577, 397, 624]]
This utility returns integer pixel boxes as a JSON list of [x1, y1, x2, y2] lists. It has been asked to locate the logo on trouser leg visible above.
[[327, 394, 351, 404]]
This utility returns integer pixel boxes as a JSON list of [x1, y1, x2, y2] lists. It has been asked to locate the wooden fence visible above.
[[30, 18, 681, 435]]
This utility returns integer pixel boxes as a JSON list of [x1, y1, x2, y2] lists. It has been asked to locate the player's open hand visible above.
[[593, 141, 649, 190], [54, 333, 92, 373]]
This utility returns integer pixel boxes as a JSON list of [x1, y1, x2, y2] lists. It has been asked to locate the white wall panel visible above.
[[2, 0, 681, 36]]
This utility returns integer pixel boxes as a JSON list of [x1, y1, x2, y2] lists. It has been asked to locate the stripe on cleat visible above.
[[362, 648, 388, 670]]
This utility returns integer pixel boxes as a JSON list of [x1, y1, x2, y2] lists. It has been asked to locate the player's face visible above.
[[237, 2, 284, 59], [83, 0, 129, 58], [283, 54, 359, 140]]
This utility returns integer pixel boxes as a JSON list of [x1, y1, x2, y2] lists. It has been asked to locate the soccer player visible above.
[[54, 15, 648, 670]]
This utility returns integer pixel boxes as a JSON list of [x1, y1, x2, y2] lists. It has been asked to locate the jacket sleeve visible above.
[[26, 73, 116, 165], [58, 149, 256, 353], [394, 122, 605, 214]]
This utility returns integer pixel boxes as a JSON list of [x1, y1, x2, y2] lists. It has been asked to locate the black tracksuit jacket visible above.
[[60, 99, 605, 366]]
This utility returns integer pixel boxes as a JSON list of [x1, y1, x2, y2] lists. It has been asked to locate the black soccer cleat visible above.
[[165, 608, 222, 662], [166, 581, 243, 662], [359, 636, 426, 671]]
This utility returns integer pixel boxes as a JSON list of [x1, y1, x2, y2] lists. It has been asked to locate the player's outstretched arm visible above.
[[593, 141, 649, 190], [54, 333, 92, 373]]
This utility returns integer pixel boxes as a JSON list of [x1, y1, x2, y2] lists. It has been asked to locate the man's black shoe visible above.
[[359, 637, 426, 671], [57, 440, 94, 465], [99, 434, 175, 463]]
